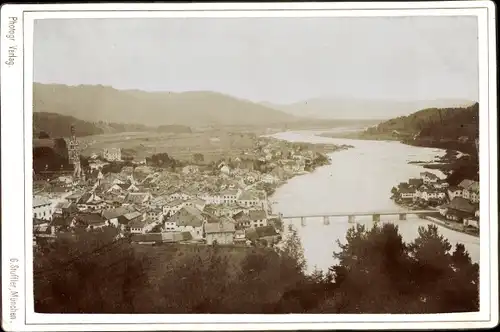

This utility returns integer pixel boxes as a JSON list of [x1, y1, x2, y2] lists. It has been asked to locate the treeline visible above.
[[145, 153, 184, 170], [33, 112, 105, 138], [156, 124, 192, 134], [33, 112, 193, 138], [34, 223, 479, 314], [370, 102, 479, 139]]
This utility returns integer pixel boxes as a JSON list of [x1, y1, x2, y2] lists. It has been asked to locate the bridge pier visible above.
[[372, 214, 380, 222], [348, 215, 355, 223], [323, 216, 330, 225], [399, 213, 407, 221], [301, 217, 306, 227]]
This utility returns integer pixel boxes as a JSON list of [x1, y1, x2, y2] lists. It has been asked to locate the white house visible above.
[[203, 193, 224, 205], [471, 191, 480, 204], [463, 217, 479, 229], [182, 165, 199, 175], [220, 165, 231, 175], [438, 204, 448, 216], [447, 186, 463, 201], [169, 192, 192, 201], [205, 220, 236, 245], [221, 189, 240, 205], [420, 171, 439, 184], [163, 199, 186, 216], [129, 217, 151, 234], [432, 180, 449, 190], [261, 174, 279, 184], [102, 148, 122, 161], [418, 189, 445, 201], [183, 198, 206, 211], [458, 179, 479, 203], [399, 187, 416, 199], [237, 190, 265, 208], [167, 206, 206, 240], [248, 210, 268, 228], [245, 174, 257, 184], [33, 196, 53, 221]]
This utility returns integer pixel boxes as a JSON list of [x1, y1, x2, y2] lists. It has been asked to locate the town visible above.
[[32, 132, 352, 249], [391, 170, 480, 235]]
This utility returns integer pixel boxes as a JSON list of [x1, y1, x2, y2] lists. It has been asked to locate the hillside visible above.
[[33, 112, 163, 138], [33, 83, 297, 127], [368, 102, 479, 139], [33, 112, 104, 138], [264, 98, 475, 120]]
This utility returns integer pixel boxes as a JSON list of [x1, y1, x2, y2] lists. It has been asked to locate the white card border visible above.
[[1, 1, 498, 331]]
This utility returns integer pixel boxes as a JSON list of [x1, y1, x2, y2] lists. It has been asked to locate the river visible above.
[[269, 130, 480, 274]]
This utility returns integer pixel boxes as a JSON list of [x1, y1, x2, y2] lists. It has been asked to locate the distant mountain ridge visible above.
[[263, 98, 476, 120], [33, 83, 297, 127]]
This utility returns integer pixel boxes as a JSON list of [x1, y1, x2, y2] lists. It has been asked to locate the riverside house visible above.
[[459, 179, 480, 203], [447, 186, 463, 201], [440, 197, 477, 222], [399, 187, 417, 200], [420, 171, 439, 184], [237, 190, 265, 208], [248, 210, 268, 228]]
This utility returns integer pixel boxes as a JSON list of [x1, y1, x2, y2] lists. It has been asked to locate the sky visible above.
[[34, 16, 479, 104]]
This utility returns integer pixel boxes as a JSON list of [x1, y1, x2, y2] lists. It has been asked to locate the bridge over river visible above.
[[279, 210, 436, 226]]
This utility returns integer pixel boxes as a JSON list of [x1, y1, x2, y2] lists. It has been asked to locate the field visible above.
[[80, 129, 264, 162]]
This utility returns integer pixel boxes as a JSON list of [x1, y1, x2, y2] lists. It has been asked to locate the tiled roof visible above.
[[124, 211, 143, 221], [399, 187, 416, 194], [221, 189, 239, 196], [458, 179, 475, 190], [77, 213, 106, 225], [448, 186, 461, 192], [102, 207, 131, 220], [161, 232, 183, 243], [248, 210, 267, 221], [129, 217, 148, 228], [168, 206, 205, 227], [468, 181, 480, 193], [126, 193, 150, 204], [255, 225, 279, 238], [33, 196, 51, 208], [448, 197, 476, 214], [238, 190, 260, 201], [205, 221, 236, 234], [421, 171, 439, 179], [166, 199, 185, 207], [131, 233, 162, 243]]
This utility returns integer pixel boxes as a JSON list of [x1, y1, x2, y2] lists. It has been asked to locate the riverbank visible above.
[[418, 215, 479, 238], [319, 130, 399, 142], [269, 130, 480, 272], [260, 137, 354, 199]]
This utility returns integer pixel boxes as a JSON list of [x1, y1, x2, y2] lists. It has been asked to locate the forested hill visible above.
[[33, 112, 184, 138], [370, 102, 479, 139], [354, 103, 479, 154], [33, 112, 104, 138]]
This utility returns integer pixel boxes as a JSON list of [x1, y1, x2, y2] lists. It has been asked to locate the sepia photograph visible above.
[[1, 2, 498, 331]]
